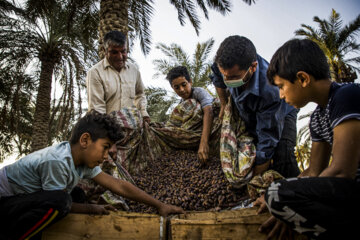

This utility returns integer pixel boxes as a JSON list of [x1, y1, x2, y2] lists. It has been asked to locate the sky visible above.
[[1, 0, 359, 167]]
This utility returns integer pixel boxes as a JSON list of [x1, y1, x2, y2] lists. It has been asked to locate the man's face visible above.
[[105, 44, 128, 72], [83, 137, 113, 168], [218, 63, 257, 88], [171, 76, 192, 100], [273, 75, 308, 109]]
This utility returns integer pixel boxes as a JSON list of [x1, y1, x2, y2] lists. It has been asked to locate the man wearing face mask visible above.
[[86, 30, 150, 123], [210, 35, 300, 178]]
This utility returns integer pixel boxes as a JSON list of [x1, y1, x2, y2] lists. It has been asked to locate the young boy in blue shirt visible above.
[[0, 110, 183, 240], [255, 39, 360, 239], [166, 66, 214, 163]]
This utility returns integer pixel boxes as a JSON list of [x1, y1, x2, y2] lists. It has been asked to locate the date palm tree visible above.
[[0, 0, 99, 151], [98, 0, 255, 57], [295, 9, 360, 83], [153, 38, 216, 95]]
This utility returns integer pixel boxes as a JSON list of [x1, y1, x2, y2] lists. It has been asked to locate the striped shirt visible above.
[[310, 82, 360, 181]]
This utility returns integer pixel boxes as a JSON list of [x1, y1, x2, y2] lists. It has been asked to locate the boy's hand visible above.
[[198, 142, 209, 164], [259, 215, 294, 240], [71, 202, 118, 215], [143, 116, 151, 124], [88, 204, 117, 215], [254, 195, 294, 240], [253, 194, 268, 214], [157, 203, 185, 217], [219, 106, 225, 120]]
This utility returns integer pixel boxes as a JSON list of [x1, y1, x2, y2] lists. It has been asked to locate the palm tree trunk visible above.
[[99, 0, 129, 59], [31, 59, 56, 152]]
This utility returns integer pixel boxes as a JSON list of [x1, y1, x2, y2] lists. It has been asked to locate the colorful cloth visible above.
[[247, 170, 284, 199], [219, 98, 256, 188]]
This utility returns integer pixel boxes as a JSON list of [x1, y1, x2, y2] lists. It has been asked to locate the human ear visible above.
[[296, 71, 311, 87], [251, 61, 258, 72], [79, 133, 92, 148]]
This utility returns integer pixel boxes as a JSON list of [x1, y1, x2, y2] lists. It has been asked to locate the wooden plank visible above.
[[169, 208, 269, 240], [169, 207, 307, 240], [177, 208, 264, 221], [42, 211, 165, 240]]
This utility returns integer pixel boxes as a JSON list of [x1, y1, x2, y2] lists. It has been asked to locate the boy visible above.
[[166, 66, 214, 163], [0, 111, 183, 240], [210, 35, 300, 178], [255, 39, 360, 239]]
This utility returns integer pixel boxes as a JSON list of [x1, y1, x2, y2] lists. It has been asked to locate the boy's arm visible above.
[[198, 105, 213, 163], [93, 172, 184, 216], [71, 202, 116, 215], [300, 141, 331, 177], [215, 87, 228, 119], [319, 119, 360, 178]]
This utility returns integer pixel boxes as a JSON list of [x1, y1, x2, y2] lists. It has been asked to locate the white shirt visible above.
[[86, 58, 149, 117]]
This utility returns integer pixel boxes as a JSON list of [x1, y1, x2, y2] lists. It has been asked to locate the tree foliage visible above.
[[99, 0, 255, 56], [0, 0, 99, 155], [295, 9, 360, 82], [145, 87, 177, 122], [153, 38, 216, 96]]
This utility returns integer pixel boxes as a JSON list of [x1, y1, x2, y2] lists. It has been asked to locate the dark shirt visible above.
[[210, 54, 297, 165], [310, 82, 360, 182]]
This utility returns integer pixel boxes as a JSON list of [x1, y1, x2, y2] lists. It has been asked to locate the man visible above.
[[86, 30, 150, 123], [211, 35, 299, 178]]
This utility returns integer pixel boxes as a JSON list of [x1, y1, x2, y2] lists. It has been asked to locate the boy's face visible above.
[[82, 135, 113, 168], [171, 76, 192, 100], [273, 75, 309, 109]]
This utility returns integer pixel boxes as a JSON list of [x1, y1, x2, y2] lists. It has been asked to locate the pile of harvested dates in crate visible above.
[[127, 150, 248, 213]]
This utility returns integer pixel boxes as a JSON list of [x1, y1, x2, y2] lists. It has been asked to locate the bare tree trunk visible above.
[[31, 59, 55, 152], [99, 0, 129, 59]]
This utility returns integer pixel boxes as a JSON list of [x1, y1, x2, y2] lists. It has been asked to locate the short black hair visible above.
[[69, 110, 123, 145], [267, 38, 330, 84], [104, 30, 127, 49], [166, 66, 191, 85], [215, 35, 257, 70]]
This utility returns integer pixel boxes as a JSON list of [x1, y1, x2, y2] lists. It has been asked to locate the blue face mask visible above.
[[223, 67, 251, 88]]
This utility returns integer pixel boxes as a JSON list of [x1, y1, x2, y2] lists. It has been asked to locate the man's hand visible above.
[[253, 161, 270, 176], [157, 203, 184, 217], [198, 142, 209, 165], [143, 116, 151, 124]]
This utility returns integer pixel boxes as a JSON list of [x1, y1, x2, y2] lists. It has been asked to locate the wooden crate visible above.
[[42, 211, 166, 240], [169, 207, 299, 240]]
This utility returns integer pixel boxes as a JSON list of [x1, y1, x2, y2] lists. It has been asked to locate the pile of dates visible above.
[[127, 150, 248, 213]]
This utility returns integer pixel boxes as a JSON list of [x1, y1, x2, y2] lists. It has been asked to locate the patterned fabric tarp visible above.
[[220, 97, 256, 189], [78, 98, 283, 208], [111, 99, 222, 175], [247, 170, 284, 200]]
